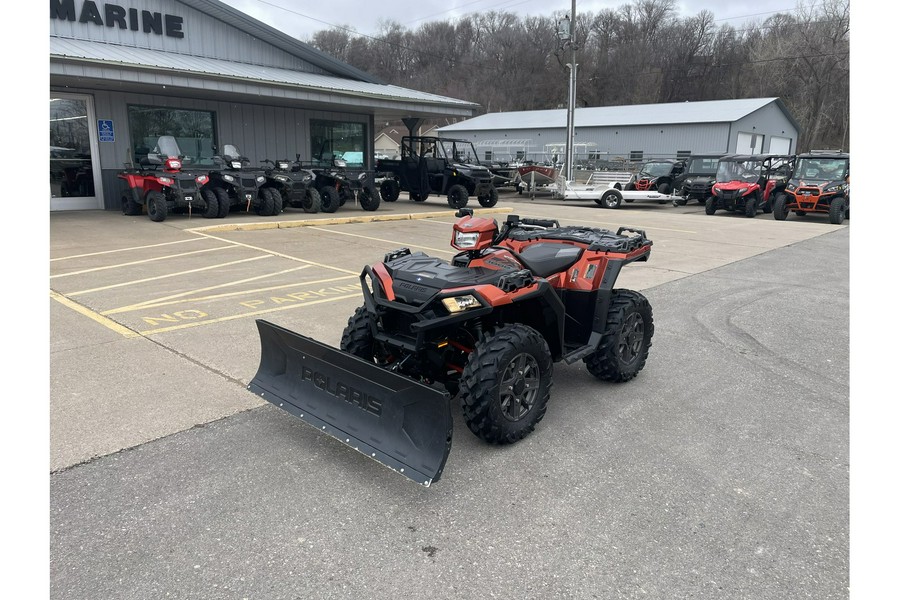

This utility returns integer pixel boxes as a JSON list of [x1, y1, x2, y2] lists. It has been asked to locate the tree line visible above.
[[308, 0, 849, 153]]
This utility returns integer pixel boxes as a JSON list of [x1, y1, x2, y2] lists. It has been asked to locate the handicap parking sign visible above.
[[98, 119, 115, 142]]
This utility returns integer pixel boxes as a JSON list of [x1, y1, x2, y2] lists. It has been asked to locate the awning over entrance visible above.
[[50, 37, 479, 122]]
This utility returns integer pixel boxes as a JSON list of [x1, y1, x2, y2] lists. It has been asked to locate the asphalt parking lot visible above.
[[48, 189, 850, 599]]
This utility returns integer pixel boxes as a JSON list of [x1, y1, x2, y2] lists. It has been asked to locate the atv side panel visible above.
[[249, 319, 453, 486]]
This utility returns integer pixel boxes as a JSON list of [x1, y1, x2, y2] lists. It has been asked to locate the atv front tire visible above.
[[340, 306, 377, 360], [320, 185, 340, 213], [829, 197, 847, 224], [446, 184, 469, 209], [744, 194, 758, 218], [146, 191, 167, 222], [584, 290, 653, 383], [257, 187, 276, 216], [460, 324, 552, 445], [302, 188, 321, 213], [213, 187, 231, 218], [359, 186, 381, 211], [705, 196, 717, 215], [200, 188, 219, 219]]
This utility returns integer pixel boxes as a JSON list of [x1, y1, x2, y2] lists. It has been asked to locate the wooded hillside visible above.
[[308, 0, 849, 152]]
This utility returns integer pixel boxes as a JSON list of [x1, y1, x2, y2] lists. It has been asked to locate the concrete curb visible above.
[[186, 206, 514, 233]]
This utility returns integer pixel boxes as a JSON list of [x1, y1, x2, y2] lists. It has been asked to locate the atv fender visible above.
[[248, 319, 452, 486]]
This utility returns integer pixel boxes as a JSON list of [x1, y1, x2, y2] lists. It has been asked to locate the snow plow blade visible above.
[[248, 319, 452, 486]]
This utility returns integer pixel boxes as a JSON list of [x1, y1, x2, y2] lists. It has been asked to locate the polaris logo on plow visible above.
[[300, 366, 383, 416]]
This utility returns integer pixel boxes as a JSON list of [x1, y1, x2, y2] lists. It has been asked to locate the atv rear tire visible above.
[[214, 187, 231, 218], [829, 197, 847, 224], [460, 324, 552, 445], [302, 188, 321, 213], [447, 184, 469, 209], [359, 186, 381, 211], [583, 290, 653, 383], [200, 188, 219, 219], [773, 193, 789, 220], [121, 194, 141, 216], [146, 191, 167, 222], [477, 186, 499, 208], [320, 185, 340, 213], [657, 182, 671, 195], [380, 179, 400, 202], [705, 196, 717, 215]]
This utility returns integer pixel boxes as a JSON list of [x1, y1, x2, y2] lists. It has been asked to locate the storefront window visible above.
[[310, 119, 366, 167], [50, 98, 95, 198], [127, 105, 217, 166]]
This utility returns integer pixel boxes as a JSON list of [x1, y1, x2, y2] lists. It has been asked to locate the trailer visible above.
[[562, 181, 679, 208]]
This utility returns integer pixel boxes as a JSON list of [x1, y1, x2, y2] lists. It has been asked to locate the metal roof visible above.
[[50, 37, 477, 109], [438, 98, 796, 131]]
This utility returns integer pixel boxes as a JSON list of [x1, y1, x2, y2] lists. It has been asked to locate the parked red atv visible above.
[[118, 136, 215, 222], [705, 154, 794, 217], [249, 209, 654, 486]]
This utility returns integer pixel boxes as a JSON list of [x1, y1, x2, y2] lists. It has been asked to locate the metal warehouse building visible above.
[[437, 98, 800, 167], [49, 0, 477, 212]]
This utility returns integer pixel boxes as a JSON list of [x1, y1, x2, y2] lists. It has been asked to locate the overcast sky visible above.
[[218, 0, 808, 42]]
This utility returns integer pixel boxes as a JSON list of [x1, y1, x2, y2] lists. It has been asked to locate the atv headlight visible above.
[[157, 176, 173, 185], [256, 175, 266, 184], [738, 187, 748, 195], [275, 175, 290, 183], [195, 174, 209, 185], [442, 295, 482, 313], [358, 172, 368, 181], [223, 174, 235, 183], [277, 161, 290, 170], [824, 183, 845, 193], [454, 231, 480, 249], [303, 174, 313, 183], [231, 161, 242, 169], [787, 183, 797, 191]]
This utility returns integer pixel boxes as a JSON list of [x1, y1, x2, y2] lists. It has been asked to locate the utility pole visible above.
[[558, 0, 578, 183]]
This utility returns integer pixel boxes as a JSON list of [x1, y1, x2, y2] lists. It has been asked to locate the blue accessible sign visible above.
[[97, 120, 115, 142]]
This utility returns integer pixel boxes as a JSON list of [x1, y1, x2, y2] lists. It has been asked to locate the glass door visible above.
[[50, 95, 103, 210]]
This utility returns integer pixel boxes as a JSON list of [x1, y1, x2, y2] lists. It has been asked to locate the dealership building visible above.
[[49, 0, 478, 211]]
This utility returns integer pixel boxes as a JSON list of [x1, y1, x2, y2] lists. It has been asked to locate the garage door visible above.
[[769, 136, 792, 154], [736, 132, 763, 154]]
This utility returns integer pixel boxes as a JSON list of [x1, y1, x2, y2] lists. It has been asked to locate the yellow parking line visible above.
[[105, 273, 357, 315], [51, 238, 208, 262], [67, 255, 272, 296], [50, 245, 238, 279], [138, 292, 363, 335], [105, 265, 315, 313], [50, 291, 139, 338]]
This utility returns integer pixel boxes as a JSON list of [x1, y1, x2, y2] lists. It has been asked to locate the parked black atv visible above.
[[626, 159, 686, 194], [674, 154, 723, 206], [117, 135, 217, 222], [773, 151, 849, 224], [205, 144, 277, 217], [376, 136, 499, 209], [259, 158, 321, 213], [304, 146, 380, 213], [248, 209, 654, 486]]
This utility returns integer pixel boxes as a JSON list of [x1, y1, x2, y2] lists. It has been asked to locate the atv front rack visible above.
[[506, 225, 651, 253]]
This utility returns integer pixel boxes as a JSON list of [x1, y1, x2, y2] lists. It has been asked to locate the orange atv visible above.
[[774, 151, 849, 224], [249, 209, 654, 486]]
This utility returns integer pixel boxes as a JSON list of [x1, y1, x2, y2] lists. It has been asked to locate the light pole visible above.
[[558, 1, 578, 183]]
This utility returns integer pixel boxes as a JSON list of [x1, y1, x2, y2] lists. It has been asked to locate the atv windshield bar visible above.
[[154, 135, 182, 159]]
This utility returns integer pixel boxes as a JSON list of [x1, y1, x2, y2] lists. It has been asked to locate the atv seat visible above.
[[516, 243, 584, 279]]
